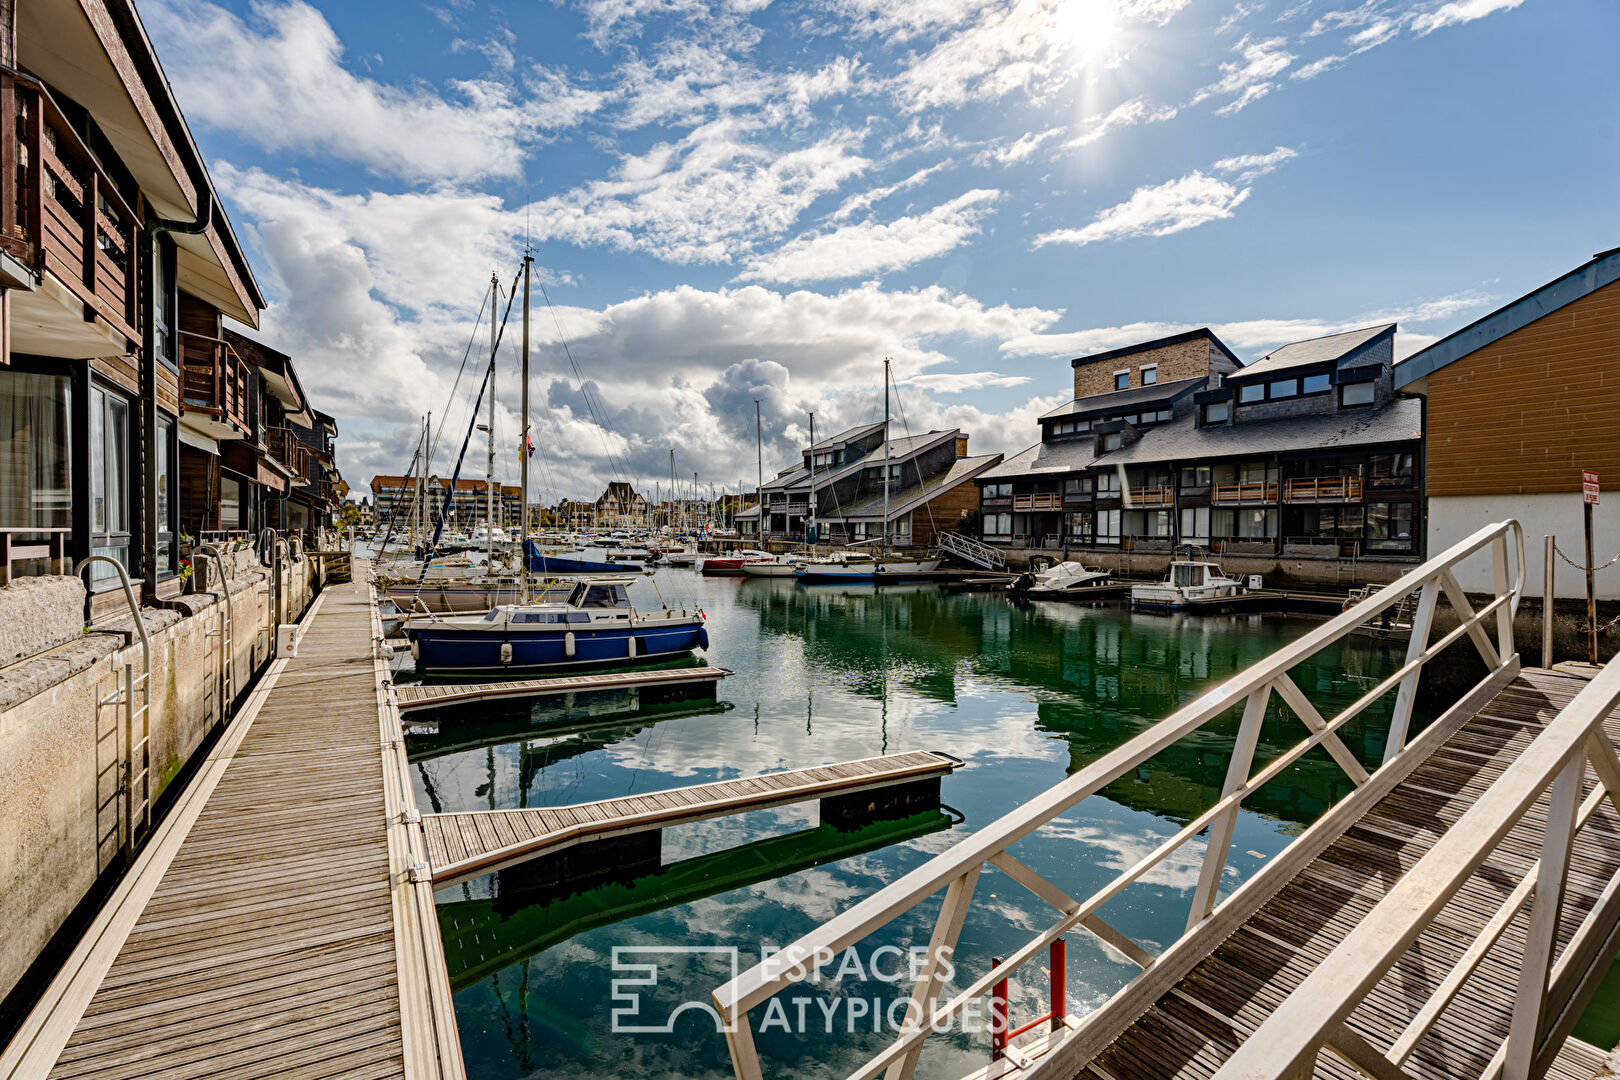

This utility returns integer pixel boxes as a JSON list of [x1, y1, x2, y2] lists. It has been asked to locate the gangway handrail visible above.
[[1213, 651, 1620, 1080], [75, 555, 153, 863], [713, 519, 1526, 1080]]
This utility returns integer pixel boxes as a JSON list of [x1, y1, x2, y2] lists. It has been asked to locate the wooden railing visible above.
[[0, 526, 71, 585], [1283, 475, 1364, 502], [1212, 481, 1278, 504], [1218, 652, 1620, 1080], [1013, 493, 1062, 511], [0, 71, 139, 342], [179, 331, 251, 432], [265, 427, 309, 482], [1128, 486, 1173, 507], [714, 520, 1527, 1080]]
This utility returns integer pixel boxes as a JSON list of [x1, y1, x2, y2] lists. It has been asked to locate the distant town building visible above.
[[594, 482, 649, 527], [978, 324, 1423, 559], [1395, 247, 1620, 598], [369, 476, 522, 531], [737, 423, 1002, 545]]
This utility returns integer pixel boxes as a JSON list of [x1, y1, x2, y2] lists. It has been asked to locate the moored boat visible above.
[[701, 550, 776, 574], [525, 539, 640, 574], [793, 557, 943, 584], [1008, 561, 1114, 598], [1130, 549, 1249, 610]]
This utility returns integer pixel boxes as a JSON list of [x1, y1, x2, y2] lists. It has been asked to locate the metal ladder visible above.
[[198, 544, 236, 726], [78, 556, 153, 864]]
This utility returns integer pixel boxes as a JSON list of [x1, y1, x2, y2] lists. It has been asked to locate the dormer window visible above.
[[1340, 381, 1376, 407], [1114, 370, 1129, 391]]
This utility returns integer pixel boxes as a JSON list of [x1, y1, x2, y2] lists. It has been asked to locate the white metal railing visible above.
[[939, 531, 1007, 571], [713, 520, 1527, 1080], [1213, 649, 1620, 1080]]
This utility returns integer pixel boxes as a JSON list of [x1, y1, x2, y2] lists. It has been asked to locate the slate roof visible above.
[[761, 430, 957, 491], [1237, 324, 1395, 378], [810, 421, 885, 451], [1091, 397, 1423, 467], [1395, 248, 1620, 389], [1040, 376, 1208, 421], [833, 455, 1004, 521], [979, 437, 1100, 480]]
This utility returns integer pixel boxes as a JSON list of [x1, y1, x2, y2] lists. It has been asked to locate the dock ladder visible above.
[[939, 531, 1007, 571], [198, 543, 237, 727], [78, 556, 153, 865]]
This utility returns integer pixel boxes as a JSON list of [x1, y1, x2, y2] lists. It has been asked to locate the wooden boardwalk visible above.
[[1, 580, 461, 1080], [422, 749, 961, 887], [1055, 668, 1620, 1080], [394, 665, 730, 714]]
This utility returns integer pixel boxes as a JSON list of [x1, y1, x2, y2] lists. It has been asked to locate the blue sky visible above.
[[142, 0, 1618, 501]]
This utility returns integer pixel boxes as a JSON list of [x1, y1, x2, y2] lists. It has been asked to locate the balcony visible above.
[[265, 427, 310, 483], [0, 72, 140, 356], [1283, 476, 1364, 502], [1128, 486, 1174, 507], [179, 332, 251, 439], [1012, 493, 1062, 511], [1213, 481, 1279, 505]]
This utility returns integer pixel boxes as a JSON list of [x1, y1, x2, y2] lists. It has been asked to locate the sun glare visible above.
[[1054, 0, 1121, 61]]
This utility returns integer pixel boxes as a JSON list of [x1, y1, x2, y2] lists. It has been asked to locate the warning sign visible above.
[[1583, 469, 1600, 505]]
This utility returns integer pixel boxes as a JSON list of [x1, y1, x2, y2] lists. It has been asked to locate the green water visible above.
[[407, 569, 1414, 1080]]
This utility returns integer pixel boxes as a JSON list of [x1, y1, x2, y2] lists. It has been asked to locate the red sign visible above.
[[1584, 469, 1600, 505]]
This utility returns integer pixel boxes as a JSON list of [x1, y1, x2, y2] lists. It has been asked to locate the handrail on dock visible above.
[[713, 520, 1527, 1080]]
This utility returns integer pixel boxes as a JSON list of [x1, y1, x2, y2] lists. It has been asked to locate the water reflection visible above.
[[411, 569, 1413, 1080]]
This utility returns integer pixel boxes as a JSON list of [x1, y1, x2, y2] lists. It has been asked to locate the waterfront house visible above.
[[1395, 247, 1620, 598], [593, 481, 649, 527], [369, 475, 523, 533], [978, 325, 1423, 566], [737, 423, 1002, 545]]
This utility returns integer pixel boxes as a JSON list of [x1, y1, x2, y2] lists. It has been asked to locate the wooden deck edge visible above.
[[395, 666, 733, 713], [427, 753, 960, 887], [0, 592, 330, 1080], [369, 584, 466, 1080]]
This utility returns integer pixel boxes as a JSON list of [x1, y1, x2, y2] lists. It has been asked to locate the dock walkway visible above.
[[394, 665, 730, 714], [0, 580, 461, 1080]]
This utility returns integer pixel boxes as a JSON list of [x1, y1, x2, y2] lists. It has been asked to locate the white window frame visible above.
[[1140, 363, 1158, 385]]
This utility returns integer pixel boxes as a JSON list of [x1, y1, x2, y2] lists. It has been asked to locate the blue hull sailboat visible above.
[[406, 579, 708, 676], [524, 540, 634, 575]]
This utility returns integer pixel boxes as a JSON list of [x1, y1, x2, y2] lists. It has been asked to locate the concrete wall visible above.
[[0, 551, 322, 1017], [1429, 494, 1620, 601]]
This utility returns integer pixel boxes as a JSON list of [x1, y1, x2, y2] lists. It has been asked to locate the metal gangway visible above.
[[713, 520, 1620, 1080], [939, 531, 1008, 571]]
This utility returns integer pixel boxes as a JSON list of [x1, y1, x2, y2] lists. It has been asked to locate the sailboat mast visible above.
[[883, 358, 890, 552], [807, 410, 815, 547], [754, 400, 763, 544], [487, 272, 498, 567], [520, 254, 532, 601]]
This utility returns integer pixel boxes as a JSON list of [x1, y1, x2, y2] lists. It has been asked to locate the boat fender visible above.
[[500, 642, 513, 666], [565, 632, 576, 658], [697, 626, 710, 651], [410, 639, 420, 662], [628, 636, 638, 658]]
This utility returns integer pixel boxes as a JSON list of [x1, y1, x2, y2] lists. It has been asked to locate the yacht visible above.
[[1131, 549, 1250, 610], [1009, 561, 1114, 598]]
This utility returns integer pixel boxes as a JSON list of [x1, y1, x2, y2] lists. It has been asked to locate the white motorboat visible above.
[[1009, 561, 1114, 598], [1131, 550, 1249, 610]]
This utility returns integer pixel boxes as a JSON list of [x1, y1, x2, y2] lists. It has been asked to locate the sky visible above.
[[142, 0, 1620, 503]]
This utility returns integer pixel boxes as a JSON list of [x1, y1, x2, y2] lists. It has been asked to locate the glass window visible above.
[[1237, 508, 1277, 538], [1099, 432, 1123, 452], [156, 416, 176, 577], [983, 512, 1012, 537], [1180, 506, 1210, 541], [1114, 371, 1129, 391], [0, 370, 72, 536], [1180, 466, 1211, 489], [90, 386, 131, 583], [220, 473, 242, 530], [1371, 452, 1415, 485], [1096, 471, 1120, 494], [1063, 475, 1093, 496], [1303, 373, 1331, 394], [1341, 381, 1376, 406], [894, 513, 911, 536], [1238, 383, 1265, 403], [153, 239, 176, 368], [1269, 378, 1298, 399], [1064, 512, 1091, 541], [1097, 508, 1121, 544], [1201, 401, 1230, 425], [1367, 502, 1415, 550], [1141, 365, 1157, 385]]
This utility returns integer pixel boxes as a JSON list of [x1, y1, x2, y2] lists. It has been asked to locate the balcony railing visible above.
[[265, 427, 310, 483], [1013, 493, 1062, 511], [1212, 481, 1278, 505], [179, 331, 251, 434], [1283, 476, 1364, 502], [0, 71, 139, 343], [1128, 486, 1174, 507]]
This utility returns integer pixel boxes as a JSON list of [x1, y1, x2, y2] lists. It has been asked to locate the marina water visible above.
[[408, 568, 1414, 1080]]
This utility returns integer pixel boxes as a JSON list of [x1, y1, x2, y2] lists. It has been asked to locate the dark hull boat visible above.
[[525, 540, 638, 575]]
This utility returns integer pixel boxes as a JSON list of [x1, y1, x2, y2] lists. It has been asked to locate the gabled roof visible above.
[[1090, 397, 1423, 467], [810, 421, 885, 451], [833, 454, 1005, 521], [1069, 327, 1241, 369], [1237, 324, 1395, 379], [762, 429, 958, 492], [979, 437, 1098, 481], [1040, 376, 1208, 421], [1395, 248, 1620, 390]]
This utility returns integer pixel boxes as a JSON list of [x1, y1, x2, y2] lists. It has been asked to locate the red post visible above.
[[991, 957, 1008, 1061], [1050, 938, 1066, 1030]]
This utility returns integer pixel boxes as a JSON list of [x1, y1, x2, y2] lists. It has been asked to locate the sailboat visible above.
[[794, 359, 941, 585], [406, 255, 708, 676]]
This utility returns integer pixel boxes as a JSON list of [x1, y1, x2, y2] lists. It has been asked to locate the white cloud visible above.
[[829, 163, 951, 222], [1410, 0, 1523, 35], [887, 0, 1088, 113], [1033, 171, 1251, 248], [1213, 144, 1298, 180], [739, 189, 1003, 284], [1064, 97, 1179, 149], [1189, 34, 1295, 114], [1216, 2, 1265, 35], [906, 371, 1033, 393], [977, 128, 1065, 166], [147, 0, 607, 183]]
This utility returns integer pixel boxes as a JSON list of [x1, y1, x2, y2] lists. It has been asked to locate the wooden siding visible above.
[[1425, 279, 1620, 497], [913, 479, 981, 547], [90, 354, 139, 397]]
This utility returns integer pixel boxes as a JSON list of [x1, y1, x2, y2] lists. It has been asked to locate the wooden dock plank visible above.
[[394, 666, 732, 713]]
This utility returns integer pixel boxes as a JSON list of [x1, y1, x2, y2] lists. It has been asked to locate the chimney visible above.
[[955, 435, 969, 458]]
